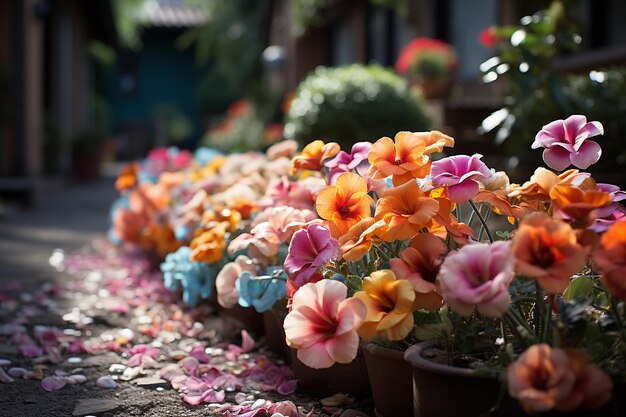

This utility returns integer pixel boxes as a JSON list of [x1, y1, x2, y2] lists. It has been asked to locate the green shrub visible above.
[[284, 64, 431, 149]]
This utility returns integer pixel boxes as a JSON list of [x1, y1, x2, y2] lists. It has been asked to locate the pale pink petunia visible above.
[[532, 115, 604, 171], [284, 224, 341, 287], [215, 255, 256, 308], [437, 241, 514, 317], [430, 154, 492, 203], [251, 206, 317, 242], [283, 279, 366, 369]]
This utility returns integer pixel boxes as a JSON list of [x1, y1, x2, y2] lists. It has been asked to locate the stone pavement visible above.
[[0, 175, 118, 288], [0, 175, 373, 417]]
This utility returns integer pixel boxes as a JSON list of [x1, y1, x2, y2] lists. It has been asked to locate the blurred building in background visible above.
[[107, 0, 208, 160], [2, 0, 626, 204], [0, 0, 117, 199], [268, 0, 626, 152]]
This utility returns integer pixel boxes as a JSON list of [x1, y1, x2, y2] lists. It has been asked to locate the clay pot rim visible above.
[[360, 341, 406, 361], [404, 340, 492, 380]]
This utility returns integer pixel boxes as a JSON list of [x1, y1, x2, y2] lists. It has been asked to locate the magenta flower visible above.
[[532, 115, 604, 171], [284, 224, 341, 286], [284, 279, 366, 369], [437, 241, 514, 317], [430, 154, 492, 203], [325, 142, 372, 184]]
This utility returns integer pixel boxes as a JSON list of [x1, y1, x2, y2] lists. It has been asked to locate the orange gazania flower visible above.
[[316, 172, 374, 238], [374, 180, 439, 242], [390, 233, 445, 311], [594, 219, 626, 300], [368, 132, 431, 186], [354, 270, 417, 341], [337, 217, 385, 261], [290, 140, 340, 175], [190, 223, 227, 264], [549, 184, 611, 229], [115, 162, 139, 192], [512, 212, 586, 294]]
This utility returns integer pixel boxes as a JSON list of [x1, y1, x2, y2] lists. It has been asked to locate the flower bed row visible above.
[[111, 115, 626, 416]]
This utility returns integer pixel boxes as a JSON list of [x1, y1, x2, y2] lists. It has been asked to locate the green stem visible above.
[[373, 245, 391, 262], [466, 205, 476, 228], [471, 200, 493, 243], [610, 296, 625, 340], [380, 241, 400, 258]]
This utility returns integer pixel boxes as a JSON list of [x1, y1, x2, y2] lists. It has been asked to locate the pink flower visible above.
[[430, 154, 492, 203], [325, 141, 372, 184], [283, 280, 366, 369], [284, 224, 341, 286], [215, 255, 256, 308], [532, 115, 604, 171], [437, 241, 514, 317]]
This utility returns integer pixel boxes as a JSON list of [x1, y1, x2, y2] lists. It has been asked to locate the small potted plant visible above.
[[395, 37, 458, 99]]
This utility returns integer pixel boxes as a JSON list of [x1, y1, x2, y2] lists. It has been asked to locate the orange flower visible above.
[[417, 130, 455, 155], [427, 196, 475, 244], [367, 132, 431, 186], [290, 140, 340, 175], [549, 184, 611, 229], [190, 223, 227, 264], [337, 217, 385, 261], [507, 344, 613, 414], [512, 212, 586, 294], [113, 209, 146, 244], [354, 270, 417, 341], [143, 223, 182, 257], [375, 180, 439, 242], [474, 189, 529, 224], [316, 172, 374, 238], [509, 167, 584, 203], [594, 219, 626, 299], [390, 234, 445, 311], [115, 162, 138, 192]]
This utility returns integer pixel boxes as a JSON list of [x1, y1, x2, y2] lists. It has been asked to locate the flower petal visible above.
[[569, 140, 601, 170], [542, 147, 572, 171]]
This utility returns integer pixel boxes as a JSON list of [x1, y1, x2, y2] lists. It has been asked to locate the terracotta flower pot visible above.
[[289, 347, 372, 398], [404, 341, 625, 417], [404, 341, 525, 417], [362, 342, 413, 417], [218, 304, 265, 336], [262, 308, 291, 362]]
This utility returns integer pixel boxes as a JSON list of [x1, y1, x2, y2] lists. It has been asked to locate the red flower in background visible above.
[[395, 37, 457, 75], [479, 26, 498, 48]]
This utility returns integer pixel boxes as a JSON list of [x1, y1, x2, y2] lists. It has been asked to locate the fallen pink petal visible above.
[[41, 376, 67, 392]]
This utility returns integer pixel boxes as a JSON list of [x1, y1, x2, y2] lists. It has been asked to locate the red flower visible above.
[[479, 26, 498, 48]]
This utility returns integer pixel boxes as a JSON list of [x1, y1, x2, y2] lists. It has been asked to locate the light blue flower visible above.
[[194, 147, 222, 166], [236, 267, 287, 313], [160, 246, 215, 306]]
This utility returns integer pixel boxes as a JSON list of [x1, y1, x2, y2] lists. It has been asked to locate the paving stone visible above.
[[72, 398, 120, 416], [134, 376, 170, 389], [339, 410, 372, 417]]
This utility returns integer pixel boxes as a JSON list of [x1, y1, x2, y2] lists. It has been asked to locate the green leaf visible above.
[[564, 276, 593, 300], [346, 275, 363, 292]]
